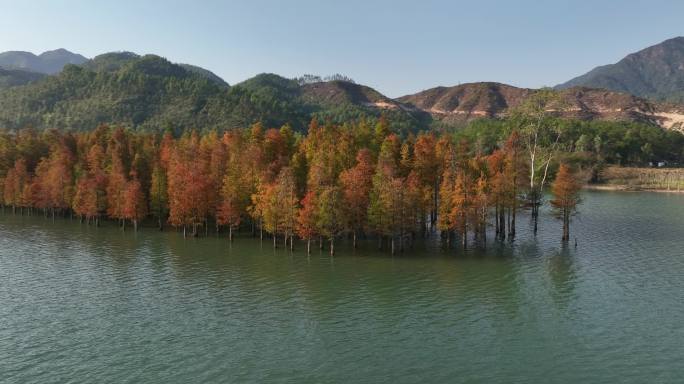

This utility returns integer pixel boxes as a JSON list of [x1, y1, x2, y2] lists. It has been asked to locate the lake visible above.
[[1, 191, 684, 383]]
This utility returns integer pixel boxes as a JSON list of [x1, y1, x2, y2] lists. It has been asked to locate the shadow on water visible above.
[[547, 245, 578, 309]]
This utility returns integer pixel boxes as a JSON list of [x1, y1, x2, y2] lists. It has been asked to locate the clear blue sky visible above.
[[1, 0, 683, 97]]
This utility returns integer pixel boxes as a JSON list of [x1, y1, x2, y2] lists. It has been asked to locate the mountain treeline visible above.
[[0, 53, 421, 134]]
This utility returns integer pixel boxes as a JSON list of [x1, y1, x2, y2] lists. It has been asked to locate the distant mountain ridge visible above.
[[1, 44, 684, 133], [398, 82, 684, 132], [0, 55, 421, 133], [81, 51, 229, 87], [557, 37, 684, 103], [0, 48, 88, 74]]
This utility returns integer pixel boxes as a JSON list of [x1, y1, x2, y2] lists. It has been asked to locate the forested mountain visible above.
[[80, 51, 229, 87], [557, 37, 684, 103], [180, 64, 229, 87], [0, 56, 423, 133], [0, 55, 232, 132], [2, 44, 684, 134], [0, 67, 45, 88], [0, 49, 87, 74]]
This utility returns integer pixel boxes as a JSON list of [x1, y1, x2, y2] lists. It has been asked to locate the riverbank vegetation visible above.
[[594, 166, 684, 191]]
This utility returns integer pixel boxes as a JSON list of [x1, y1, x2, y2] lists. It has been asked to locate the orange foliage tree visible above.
[[550, 164, 582, 242]]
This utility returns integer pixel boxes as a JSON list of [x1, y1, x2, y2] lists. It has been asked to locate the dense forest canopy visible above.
[[1, 111, 682, 251]]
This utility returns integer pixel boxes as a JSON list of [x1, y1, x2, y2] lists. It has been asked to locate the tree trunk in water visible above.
[[399, 233, 404, 252], [532, 194, 539, 235], [330, 238, 334, 256], [273, 233, 277, 248], [133, 220, 138, 232], [495, 205, 500, 236], [562, 209, 570, 242], [433, 180, 438, 227], [290, 235, 294, 251], [229, 226, 233, 242], [509, 206, 516, 239], [352, 231, 357, 249], [510, 176, 517, 239], [307, 238, 311, 255], [319, 236, 324, 250], [391, 237, 395, 255]]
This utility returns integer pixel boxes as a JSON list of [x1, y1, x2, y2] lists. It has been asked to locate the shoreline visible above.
[[584, 184, 684, 193]]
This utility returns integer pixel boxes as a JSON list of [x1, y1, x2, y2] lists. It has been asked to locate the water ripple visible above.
[[1, 191, 684, 383]]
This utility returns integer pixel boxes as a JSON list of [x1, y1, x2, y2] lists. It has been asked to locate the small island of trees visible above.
[[0, 122, 579, 254], [2, 92, 679, 253]]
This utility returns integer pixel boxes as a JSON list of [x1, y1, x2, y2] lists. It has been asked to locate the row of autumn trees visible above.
[[0, 110, 582, 254]]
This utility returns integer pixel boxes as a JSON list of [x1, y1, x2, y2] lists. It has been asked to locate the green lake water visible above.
[[1, 191, 684, 383]]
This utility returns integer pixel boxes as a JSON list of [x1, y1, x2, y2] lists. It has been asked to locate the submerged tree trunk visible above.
[[510, 178, 517, 239], [562, 209, 570, 242], [508, 206, 514, 239]]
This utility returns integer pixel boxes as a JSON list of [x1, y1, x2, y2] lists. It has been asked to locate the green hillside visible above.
[[0, 55, 423, 133]]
